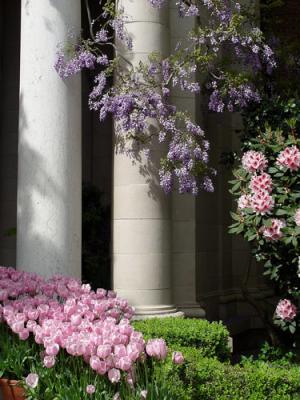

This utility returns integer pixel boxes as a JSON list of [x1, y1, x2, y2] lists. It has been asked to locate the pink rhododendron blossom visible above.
[[249, 172, 272, 194], [242, 150, 268, 174], [172, 351, 184, 365], [261, 219, 286, 241], [251, 191, 274, 215], [25, 373, 39, 388], [237, 194, 252, 210], [86, 385, 96, 394], [294, 209, 300, 226], [276, 145, 300, 171], [275, 299, 297, 321], [146, 338, 168, 360]]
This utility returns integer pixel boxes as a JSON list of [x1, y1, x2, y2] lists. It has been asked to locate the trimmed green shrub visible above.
[[161, 346, 300, 400], [132, 318, 230, 360]]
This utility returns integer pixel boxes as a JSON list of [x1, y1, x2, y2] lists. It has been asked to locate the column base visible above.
[[177, 302, 206, 318], [132, 305, 184, 320]]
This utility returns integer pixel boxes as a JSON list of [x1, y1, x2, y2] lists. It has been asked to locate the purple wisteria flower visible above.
[[54, 0, 276, 195]]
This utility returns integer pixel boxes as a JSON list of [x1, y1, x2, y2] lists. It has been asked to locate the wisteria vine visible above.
[[55, 0, 276, 195]]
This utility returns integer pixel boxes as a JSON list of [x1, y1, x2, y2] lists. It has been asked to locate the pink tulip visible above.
[[97, 360, 107, 375], [146, 339, 168, 360], [97, 344, 111, 359], [116, 356, 132, 371], [90, 355, 101, 371], [140, 390, 148, 399], [108, 368, 121, 383], [45, 343, 60, 356], [25, 373, 39, 388], [43, 355, 56, 368], [172, 351, 184, 365], [86, 384, 96, 394], [19, 329, 30, 341]]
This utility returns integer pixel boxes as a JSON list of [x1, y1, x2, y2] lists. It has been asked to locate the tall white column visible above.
[[17, 0, 82, 278], [169, 4, 205, 317], [113, 0, 182, 317]]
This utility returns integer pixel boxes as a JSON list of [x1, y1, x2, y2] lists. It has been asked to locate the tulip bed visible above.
[[0, 266, 185, 399], [2, 266, 300, 399]]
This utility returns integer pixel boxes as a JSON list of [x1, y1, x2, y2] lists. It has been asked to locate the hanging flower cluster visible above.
[[55, 0, 275, 195], [229, 126, 300, 335], [0, 266, 180, 390]]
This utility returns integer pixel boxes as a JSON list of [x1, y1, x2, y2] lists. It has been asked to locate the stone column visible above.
[[113, 0, 181, 317], [17, 0, 81, 278], [169, 4, 205, 317]]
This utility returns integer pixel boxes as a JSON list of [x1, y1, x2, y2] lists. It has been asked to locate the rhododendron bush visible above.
[[0, 267, 182, 399], [229, 124, 300, 337], [56, 0, 275, 195]]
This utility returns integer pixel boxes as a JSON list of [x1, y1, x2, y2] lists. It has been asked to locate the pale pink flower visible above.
[[140, 390, 148, 399], [43, 355, 56, 368], [294, 209, 300, 226], [242, 150, 268, 174], [108, 368, 121, 383], [70, 313, 82, 326], [19, 328, 30, 341], [261, 219, 286, 241], [116, 356, 131, 371], [96, 344, 111, 359], [86, 385, 96, 394], [275, 299, 297, 321], [145, 339, 168, 360], [25, 373, 39, 388], [113, 393, 121, 400], [90, 356, 101, 371], [249, 172, 272, 194], [172, 351, 184, 365], [251, 191, 274, 215], [126, 371, 135, 386], [27, 309, 39, 320], [237, 194, 252, 210], [276, 145, 300, 171], [127, 343, 140, 362], [96, 360, 108, 375], [114, 344, 127, 358], [45, 343, 60, 356]]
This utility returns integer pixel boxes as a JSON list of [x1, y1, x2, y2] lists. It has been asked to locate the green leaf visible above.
[[289, 324, 296, 334], [263, 218, 273, 228], [230, 212, 241, 222], [275, 209, 286, 216], [231, 181, 242, 192]]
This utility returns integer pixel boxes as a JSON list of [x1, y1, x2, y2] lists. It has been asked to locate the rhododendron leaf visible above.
[[248, 233, 258, 241], [230, 212, 240, 222], [275, 209, 286, 216], [289, 324, 296, 334], [231, 182, 242, 192], [268, 167, 278, 174], [263, 219, 273, 228]]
